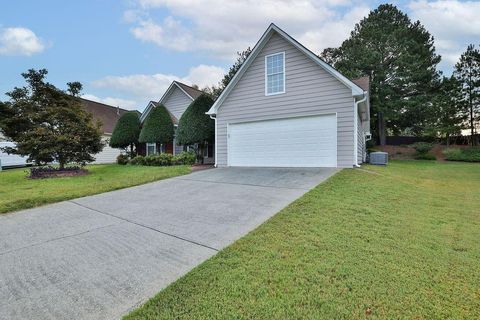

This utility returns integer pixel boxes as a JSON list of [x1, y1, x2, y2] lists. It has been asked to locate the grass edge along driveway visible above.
[[125, 161, 480, 319], [0, 164, 191, 214]]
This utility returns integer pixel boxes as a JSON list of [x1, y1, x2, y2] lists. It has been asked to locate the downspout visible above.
[[209, 114, 217, 167], [354, 93, 367, 167]]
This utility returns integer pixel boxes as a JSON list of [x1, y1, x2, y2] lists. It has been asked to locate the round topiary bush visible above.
[[176, 94, 214, 146], [110, 112, 141, 154], [139, 104, 174, 144]]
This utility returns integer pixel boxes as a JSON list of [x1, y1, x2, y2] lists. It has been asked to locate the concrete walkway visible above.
[[0, 167, 337, 320]]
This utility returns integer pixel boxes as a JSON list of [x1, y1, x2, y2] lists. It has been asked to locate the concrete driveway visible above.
[[0, 167, 337, 320]]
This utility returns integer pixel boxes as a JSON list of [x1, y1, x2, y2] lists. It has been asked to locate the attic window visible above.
[[265, 52, 285, 95]]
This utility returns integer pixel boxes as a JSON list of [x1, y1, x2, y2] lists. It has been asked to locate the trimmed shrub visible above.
[[116, 154, 129, 165], [154, 153, 173, 166], [176, 94, 214, 146], [176, 94, 214, 163], [139, 104, 174, 144], [134, 153, 174, 166], [411, 142, 434, 154], [110, 112, 141, 150], [129, 155, 145, 165], [410, 142, 435, 160], [172, 151, 196, 165], [444, 148, 480, 162]]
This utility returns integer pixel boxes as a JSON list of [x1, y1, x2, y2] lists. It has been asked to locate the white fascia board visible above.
[[207, 23, 364, 115], [172, 81, 195, 101], [140, 101, 157, 123], [271, 24, 364, 96], [206, 25, 276, 115], [141, 81, 194, 122]]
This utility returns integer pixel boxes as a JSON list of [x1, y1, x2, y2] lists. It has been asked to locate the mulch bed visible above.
[[29, 168, 89, 179]]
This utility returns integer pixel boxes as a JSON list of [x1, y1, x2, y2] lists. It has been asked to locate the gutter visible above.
[[209, 114, 217, 167], [354, 93, 367, 167]]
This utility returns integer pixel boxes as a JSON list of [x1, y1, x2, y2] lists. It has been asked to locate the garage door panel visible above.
[[228, 114, 337, 167]]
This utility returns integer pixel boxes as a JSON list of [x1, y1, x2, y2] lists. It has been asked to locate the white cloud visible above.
[[126, 0, 363, 58], [408, 0, 480, 68], [90, 64, 225, 111], [130, 16, 192, 51], [0, 27, 46, 56], [81, 94, 139, 111]]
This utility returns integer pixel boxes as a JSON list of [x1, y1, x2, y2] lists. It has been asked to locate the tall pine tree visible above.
[[321, 4, 441, 144], [429, 76, 466, 146], [454, 44, 480, 146]]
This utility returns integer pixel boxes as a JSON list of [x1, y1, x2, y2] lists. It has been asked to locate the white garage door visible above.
[[228, 114, 337, 167]]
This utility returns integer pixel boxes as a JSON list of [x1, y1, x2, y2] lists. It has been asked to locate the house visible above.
[[206, 23, 370, 168], [81, 98, 134, 163], [139, 81, 214, 162]]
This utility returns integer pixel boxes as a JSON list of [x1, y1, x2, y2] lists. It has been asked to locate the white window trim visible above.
[[146, 142, 156, 156], [265, 51, 286, 96]]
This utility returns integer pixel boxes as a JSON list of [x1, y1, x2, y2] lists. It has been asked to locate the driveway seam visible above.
[[0, 223, 119, 256], [68, 200, 219, 252], [174, 177, 312, 190]]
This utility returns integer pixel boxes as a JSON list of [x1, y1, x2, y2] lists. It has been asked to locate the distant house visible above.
[[139, 81, 214, 163], [81, 98, 133, 163], [207, 24, 371, 168], [0, 98, 133, 168]]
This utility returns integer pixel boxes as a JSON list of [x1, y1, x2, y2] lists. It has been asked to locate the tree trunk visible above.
[[378, 112, 386, 146], [469, 74, 476, 146], [470, 104, 475, 146], [446, 133, 450, 148], [199, 142, 205, 165]]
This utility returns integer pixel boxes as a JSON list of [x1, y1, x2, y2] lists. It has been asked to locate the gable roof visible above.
[[174, 81, 204, 100], [81, 98, 133, 134], [207, 23, 365, 115], [145, 101, 179, 125], [140, 81, 204, 122], [352, 76, 370, 92]]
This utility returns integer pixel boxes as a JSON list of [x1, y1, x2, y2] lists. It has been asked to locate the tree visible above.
[[139, 104, 174, 144], [454, 44, 480, 146], [109, 111, 141, 156], [176, 94, 214, 163], [204, 48, 252, 99], [0, 69, 103, 169], [320, 4, 441, 145], [429, 77, 466, 146]]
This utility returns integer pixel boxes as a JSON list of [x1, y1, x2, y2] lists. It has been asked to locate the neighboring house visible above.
[[139, 81, 214, 163], [81, 98, 133, 163], [0, 133, 32, 168], [207, 23, 371, 168]]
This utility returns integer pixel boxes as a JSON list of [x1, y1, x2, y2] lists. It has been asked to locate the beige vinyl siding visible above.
[[163, 86, 193, 120], [216, 33, 355, 167], [93, 135, 122, 164]]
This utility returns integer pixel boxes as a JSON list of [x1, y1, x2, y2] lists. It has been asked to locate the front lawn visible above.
[[125, 161, 480, 319], [0, 164, 190, 214]]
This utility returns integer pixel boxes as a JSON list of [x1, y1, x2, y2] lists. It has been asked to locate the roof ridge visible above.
[[80, 97, 134, 113], [173, 80, 204, 93]]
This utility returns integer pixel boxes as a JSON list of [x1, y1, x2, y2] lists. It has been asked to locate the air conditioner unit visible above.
[[369, 151, 388, 165]]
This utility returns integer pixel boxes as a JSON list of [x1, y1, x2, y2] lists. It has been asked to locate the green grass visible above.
[[0, 164, 190, 214], [125, 161, 480, 320]]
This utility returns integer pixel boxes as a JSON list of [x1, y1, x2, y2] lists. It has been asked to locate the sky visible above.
[[1, 0, 479, 112]]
